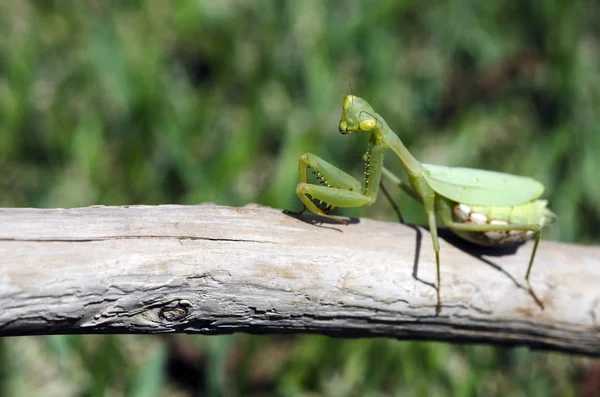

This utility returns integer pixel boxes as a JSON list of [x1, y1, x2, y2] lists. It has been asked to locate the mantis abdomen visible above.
[[452, 200, 555, 246]]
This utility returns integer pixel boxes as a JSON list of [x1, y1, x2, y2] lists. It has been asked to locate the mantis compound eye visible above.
[[359, 119, 377, 131], [342, 95, 356, 110]]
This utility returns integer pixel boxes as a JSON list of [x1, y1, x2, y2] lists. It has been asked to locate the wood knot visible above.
[[159, 300, 192, 322]]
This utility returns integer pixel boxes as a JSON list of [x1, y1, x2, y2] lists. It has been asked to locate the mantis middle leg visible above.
[[423, 194, 442, 313]]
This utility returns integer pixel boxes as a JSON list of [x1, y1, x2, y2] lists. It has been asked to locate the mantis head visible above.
[[338, 95, 378, 135]]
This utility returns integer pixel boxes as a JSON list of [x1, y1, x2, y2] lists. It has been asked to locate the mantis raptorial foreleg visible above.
[[296, 137, 385, 224], [296, 153, 371, 223]]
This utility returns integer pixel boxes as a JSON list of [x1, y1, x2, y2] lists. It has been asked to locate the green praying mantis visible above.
[[295, 94, 555, 312]]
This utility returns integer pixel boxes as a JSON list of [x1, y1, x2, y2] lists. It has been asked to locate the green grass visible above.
[[1, 1, 599, 395]]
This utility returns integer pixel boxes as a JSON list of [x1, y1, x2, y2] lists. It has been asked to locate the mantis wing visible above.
[[422, 164, 544, 206]]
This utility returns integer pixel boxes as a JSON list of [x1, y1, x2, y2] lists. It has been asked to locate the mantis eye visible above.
[[342, 95, 356, 110], [359, 119, 377, 130]]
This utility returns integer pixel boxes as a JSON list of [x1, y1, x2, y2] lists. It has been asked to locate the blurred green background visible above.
[[1, 1, 599, 396]]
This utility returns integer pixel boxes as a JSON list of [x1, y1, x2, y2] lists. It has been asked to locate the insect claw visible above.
[[283, 205, 307, 219], [526, 280, 545, 310]]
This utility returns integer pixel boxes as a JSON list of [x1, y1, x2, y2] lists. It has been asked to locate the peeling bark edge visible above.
[[0, 204, 599, 356]]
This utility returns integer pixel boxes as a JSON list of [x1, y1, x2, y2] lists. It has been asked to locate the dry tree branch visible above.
[[0, 204, 599, 355]]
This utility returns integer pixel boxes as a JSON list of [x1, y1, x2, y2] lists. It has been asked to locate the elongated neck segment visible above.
[[375, 114, 424, 177]]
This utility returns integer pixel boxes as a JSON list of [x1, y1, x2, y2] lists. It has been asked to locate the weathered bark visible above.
[[0, 204, 598, 355]]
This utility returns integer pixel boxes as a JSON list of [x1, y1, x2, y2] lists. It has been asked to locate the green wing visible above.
[[422, 164, 544, 206]]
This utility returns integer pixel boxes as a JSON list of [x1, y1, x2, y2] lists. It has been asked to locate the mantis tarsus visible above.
[[295, 95, 555, 313]]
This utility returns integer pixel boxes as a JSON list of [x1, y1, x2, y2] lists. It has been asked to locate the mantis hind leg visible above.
[[525, 230, 541, 281], [437, 206, 545, 309], [444, 220, 542, 281], [524, 230, 544, 309]]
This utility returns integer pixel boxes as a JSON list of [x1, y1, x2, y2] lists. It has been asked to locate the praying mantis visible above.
[[295, 95, 555, 312]]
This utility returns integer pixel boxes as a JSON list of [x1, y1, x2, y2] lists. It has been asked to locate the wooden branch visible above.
[[1, 204, 599, 355]]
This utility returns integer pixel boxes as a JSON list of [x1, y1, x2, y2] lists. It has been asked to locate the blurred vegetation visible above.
[[1, 1, 599, 396]]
